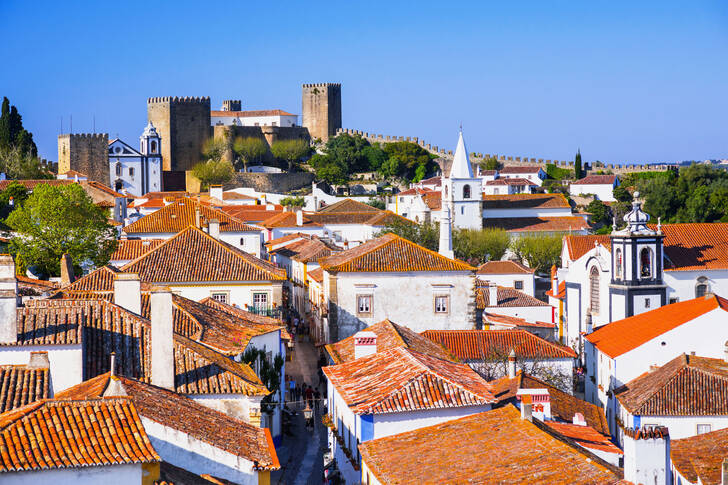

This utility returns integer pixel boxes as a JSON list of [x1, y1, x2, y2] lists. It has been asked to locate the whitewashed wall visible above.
[[476, 273, 536, 296], [0, 344, 83, 394], [1, 463, 143, 485], [483, 207, 573, 219], [569, 183, 616, 202], [169, 282, 282, 309]]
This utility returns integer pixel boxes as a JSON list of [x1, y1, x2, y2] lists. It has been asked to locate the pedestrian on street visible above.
[[305, 384, 314, 409], [289, 377, 296, 403], [314, 389, 321, 413]]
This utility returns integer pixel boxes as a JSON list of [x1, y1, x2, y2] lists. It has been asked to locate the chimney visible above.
[[296, 210, 303, 227], [195, 209, 201, 228], [507, 349, 517, 378], [489, 282, 498, 307], [210, 185, 223, 201], [60, 253, 74, 286], [572, 412, 587, 426], [353, 331, 377, 360], [0, 254, 18, 344], [151, 288, 175, 390], [103, 352, 128, 397], [724, 341, 728, 363], [113, 273, 141, 315], [623, 426, 670, 485], [551, 264, 558, 294], [520, 394, 533, 422], [28, 351, 49, 369], [208, 219, 220, 239]]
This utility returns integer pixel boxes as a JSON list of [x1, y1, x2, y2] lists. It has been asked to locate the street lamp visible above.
[[303, 404, 313, 429]]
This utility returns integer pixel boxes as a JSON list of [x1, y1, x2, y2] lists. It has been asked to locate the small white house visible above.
[[569, 174, 620, 202], [476, 260, 536, 296], [211, 107, 298, 127], [475, 280, 554, 327], [483, 178, 536, 195], [497, 165, 547, 186]]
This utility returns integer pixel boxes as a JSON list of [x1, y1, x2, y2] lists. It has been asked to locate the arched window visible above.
[[115, 162, 122, 176], [696, 276, 710, 298], [150, 140, 157, 153], [640, 248, 652, 279], [463, 185, 471, 199], [590, 266, 600, 314], [615, 249, 623, 279], [444, 185, 448, 198]]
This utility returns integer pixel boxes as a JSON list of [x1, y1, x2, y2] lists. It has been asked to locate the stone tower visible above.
[[146, 96, 211, 172], [302, 83, 341, 142], [221, 100, 241, 111], [57, 133, 109, 184]]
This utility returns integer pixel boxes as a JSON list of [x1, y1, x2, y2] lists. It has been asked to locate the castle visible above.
[[57, 83, 342, 190]]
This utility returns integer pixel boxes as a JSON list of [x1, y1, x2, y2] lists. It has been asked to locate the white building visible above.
[[475, 280, 554, 328], [476, 260, 536, 296], [108, 122, 162, 196], [497, 165, 547, 186], [670, 426, 728, 485], [441, 131, 483, 229], [483, 177, 537, 195], [211, 104, 298, 127], [569, 174, 620, 202], [318, 233, 478, 342]]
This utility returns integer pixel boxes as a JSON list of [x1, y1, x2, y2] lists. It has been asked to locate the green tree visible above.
[[280, 196, 305, 208], [545, 164, 573, 180], [382, 141, 436, 181], [270, 139, 310, 171], [315, 160, 348, 185], [453, 228, 510, 265], [233, 137, 268, 171], [6, 184, 117, 276], [510, 233, 562, 273], [480, 156, 500, 171], [377, 219, 437, 251], [586, 199, 609, 225], [366, 198, 386, 210], [325, 134, 371, 173], [0, 97, 37, 157], [612, 185, 632, 203], [0, 181, 29, 220], [0, 146, 54, 180], [201, 137, 228, 163], [191, 159, 235, 188], [643, 180, 679, 222], [574, 149, 582, 180], [241, 347, 284, 414], [362, 145, 387, 172]]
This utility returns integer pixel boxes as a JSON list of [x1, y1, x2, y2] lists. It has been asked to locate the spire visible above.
[[616, 191, 656, 236], [439, 206, 454, 259], [450, 130, 474, 179]]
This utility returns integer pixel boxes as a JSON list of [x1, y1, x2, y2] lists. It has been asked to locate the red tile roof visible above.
[[124, 197, 260, 234], [422, 329, 575, 360], [477, 260, 535, 275], [671, 426, 728, 485], [586, 295, 728, 358], [0, 179, 74, 191], [110, 239, 165, 261], [0, 397, 159, 473], [259, 211, 321, 228], [482, 193, 569, 209], [270, 236, 339, 263], [0, 364, 50, 413], [395, 187, 435, 196], [546, 280, 566, 299], [210, 109, 295, 117], [121, 226, 285, 282], [483, 216, 590, 233], [323, 347, 494, 414], [573, 174, 618, 185], [489, 371, 610, 434], [15, 275, 57, 296], [358, 406, 622, 485], [564, 234, 612, 261], [475, 281, 549, 308], [220, 206, 283, 223], [422, 191, 442, 210], [544, 422, 622, 455], [317, 198, 381, 213], [307, 267, 323, 283], [55, 374, 280, 470], [615, 354, 728, 416], [325, 319, 455, 364], [319, 233, 474, 273], [498, 165, 544, 174], [483, 312, 555, 329], [485, 177, 536, 186]]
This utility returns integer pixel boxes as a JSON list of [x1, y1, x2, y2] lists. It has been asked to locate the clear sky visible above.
[[1, 1, 726, 164]]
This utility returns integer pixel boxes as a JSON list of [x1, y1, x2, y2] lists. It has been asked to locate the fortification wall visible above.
[[224, 172, 314, 193], [211, 125, 310, 163], [302, 83, 342, 142], [57, 133, 109, 184], [147, 96, 211, 172]]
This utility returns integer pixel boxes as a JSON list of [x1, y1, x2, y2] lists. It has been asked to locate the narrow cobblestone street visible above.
[[272, 336, 328, 485]]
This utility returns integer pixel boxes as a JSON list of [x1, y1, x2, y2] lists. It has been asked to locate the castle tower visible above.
[[57, 133, 109, 184], [608, 193, 667, 321], [146, 96, 211, 172], [222, 100, 241, 111], [139, 122, 162, 194], [442, 130, 483, 230], [302, 83, 341, 142]]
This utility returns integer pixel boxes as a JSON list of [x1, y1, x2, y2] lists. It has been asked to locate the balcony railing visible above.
[[244, 305, 282, 318]]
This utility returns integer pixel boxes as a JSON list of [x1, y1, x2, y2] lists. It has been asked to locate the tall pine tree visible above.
[[0, 97, 37, 157], [574, 148, 582, 179]]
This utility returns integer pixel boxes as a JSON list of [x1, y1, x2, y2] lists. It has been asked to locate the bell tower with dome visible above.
[[608, 192, 667, 321]]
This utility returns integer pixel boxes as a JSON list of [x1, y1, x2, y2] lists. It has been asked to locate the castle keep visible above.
[[147, 96, 211, 172], [57, 133, 109, 184], [302, 83, 342, 142]]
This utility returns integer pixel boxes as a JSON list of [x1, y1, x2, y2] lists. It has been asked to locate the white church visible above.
[[108, 121, 163, 196]]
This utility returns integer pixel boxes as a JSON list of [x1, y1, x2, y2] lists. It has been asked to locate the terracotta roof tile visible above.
[[15, 276, 57, 296], [323, 347, 495, 414], [475, 281, 548, 308], [573, 174, 618, 185], [485, 177, 537, 186], [358, 406, 622, 485], [319, 233, 474, 273], [307, 267, 323, 283], [483, 312, 555, 329], [325, 319, 455, 364], [55, 375, 279, 470], [671, 426, 728, 485], [564, 234, 612, 260], [585, 295, 728, 358], [498, 165, 543, 174], [317, 198, 380, 213], [483, 216, 590, 233], [422, 191, 442, 210], [259, 211, 321, 228], [477, 260, 535, 275], [110, 239, 165, 261], [0, 365, 50, 413], [121, 226, 285, 282], [220, 206, 283, 223], [124, 197, 260, 234], [422, 329, 574, 360], [395, 187, 435, 196], [544, 422, 622, 455], [0, 397, 159, 472], [482, 193, 569, 209], [210, 109, 294, 117], [0, 179, 75, 191], [615, 354, 728, 416]]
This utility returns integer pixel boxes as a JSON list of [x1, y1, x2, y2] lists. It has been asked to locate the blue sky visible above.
[[1, 1, 726, 164]]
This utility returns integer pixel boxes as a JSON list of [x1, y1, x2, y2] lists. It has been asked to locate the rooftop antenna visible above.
[[70, 115, 73, 134], [60, 116, 63, 134], [93, 115, 96, 133]]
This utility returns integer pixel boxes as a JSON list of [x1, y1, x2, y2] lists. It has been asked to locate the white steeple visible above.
[[439, 205, 454, 259], [449, 130, 474, 179]]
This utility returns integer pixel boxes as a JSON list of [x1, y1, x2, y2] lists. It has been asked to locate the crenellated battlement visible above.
[[147, 96, 211, 105], [61, 133, 108, 140], [302, 83, 341, 88]]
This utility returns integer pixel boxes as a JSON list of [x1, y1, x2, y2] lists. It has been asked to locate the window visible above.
[[240, 237, 246, 247], [150, 140, 157, 153], [461, 206, 464, 215], [463, 185, 471, 199], [615, 249, 623, 279], [645, 298, 650, 309], [514, 280, 524, 290], [589, 266, 600, 314], [211, 292, 228, 304], [357, 295, 372, 315], [434, 295, 449, 313], [697, 424, 712, 435], [640, 247, 652, 278], [696, 276, 709, 298], [252, 292, 268, 309], [494, 188, 500, 194], [129, 167, 134, 177], [115, 162, 122, 176], [669, 297, 679, 304]]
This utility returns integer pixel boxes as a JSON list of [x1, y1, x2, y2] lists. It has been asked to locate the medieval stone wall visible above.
[[302, 83, 341, 142], [147, 96, 211, 172], [224, 172, 314, 193], [57, 133, 109, 184], [212, 125, 310, 163]]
